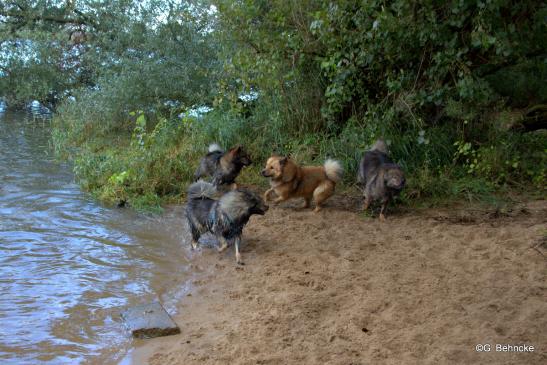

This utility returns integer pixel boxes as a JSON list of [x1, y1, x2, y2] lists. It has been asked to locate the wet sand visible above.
[[126, 196, 546, 365]]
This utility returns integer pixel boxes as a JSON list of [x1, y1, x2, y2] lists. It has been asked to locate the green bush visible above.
[[46, 0, 546, 210]]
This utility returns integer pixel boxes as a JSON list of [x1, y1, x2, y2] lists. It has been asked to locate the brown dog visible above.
[[261, 156, 343, 212]]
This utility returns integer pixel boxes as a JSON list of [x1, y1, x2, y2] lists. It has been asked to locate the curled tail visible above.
[[324, 159, 343, 183], [208, 143, 223, 153], [370, 139, 388, 154], [187, 180, 218, 200]]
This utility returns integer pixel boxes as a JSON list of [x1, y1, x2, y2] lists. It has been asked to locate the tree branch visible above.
[[0, 9, 92, 27], [0, 64, 11, 76], [477, 50, 545, 78]]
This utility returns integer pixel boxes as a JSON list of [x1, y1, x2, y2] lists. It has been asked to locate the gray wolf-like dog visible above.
[[194, 144, 252, 187], [185, 181, 268, 264], [357, 140, 405, 220]]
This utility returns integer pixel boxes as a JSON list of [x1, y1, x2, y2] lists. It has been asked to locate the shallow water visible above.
[[0, 110, 194, 364]]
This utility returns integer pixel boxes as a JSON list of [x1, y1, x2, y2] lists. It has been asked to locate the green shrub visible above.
[[48, 0, 545, 210]]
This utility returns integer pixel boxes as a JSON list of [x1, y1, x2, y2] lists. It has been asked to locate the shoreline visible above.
[[123, 196, 546, 364]]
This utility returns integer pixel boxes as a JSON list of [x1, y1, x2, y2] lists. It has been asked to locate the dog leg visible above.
[[303, 198, 311, 208], [273, 196, 287, 204], [263, 188, 274, 202], [234, 236, 243, 265], [363, 195, 371, 211], [313, 181, 333, 213], [189, 225, 201, 249], [379, 199, 388, 221], [194, 164, 205, 182], [217, 237, 229, 252]]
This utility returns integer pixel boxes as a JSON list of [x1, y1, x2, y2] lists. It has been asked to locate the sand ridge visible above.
[[128, 197, 546, 365]]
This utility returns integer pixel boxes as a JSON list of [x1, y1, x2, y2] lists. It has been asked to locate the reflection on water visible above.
[[0, 110, 193, 364]]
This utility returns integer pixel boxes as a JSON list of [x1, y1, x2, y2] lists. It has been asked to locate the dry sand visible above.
[[127, 196, 546, 365]]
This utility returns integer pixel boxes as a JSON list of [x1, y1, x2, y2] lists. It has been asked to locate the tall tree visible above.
[[0, 0, 219, 111]]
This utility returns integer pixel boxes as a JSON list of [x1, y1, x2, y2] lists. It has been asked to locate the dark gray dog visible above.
[[185, 180, 268, 264], [357, 140, 405, 220], [194, 144, 252, 186]]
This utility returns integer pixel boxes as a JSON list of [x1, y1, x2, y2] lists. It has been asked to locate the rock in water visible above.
[[121, 302, 180, 339]]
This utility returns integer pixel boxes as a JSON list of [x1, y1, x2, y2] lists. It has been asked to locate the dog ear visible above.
[[280, 157, 297, 182], [229, 146, 241, 156]]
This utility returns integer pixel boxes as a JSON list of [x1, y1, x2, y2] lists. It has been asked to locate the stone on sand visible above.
[[121, 302, 180, 339]]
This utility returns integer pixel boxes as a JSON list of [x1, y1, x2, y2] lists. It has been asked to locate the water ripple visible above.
[[0, 112, 191, 364]]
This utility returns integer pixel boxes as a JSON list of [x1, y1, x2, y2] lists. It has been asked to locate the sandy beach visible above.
[[125, 196, 546, 365]]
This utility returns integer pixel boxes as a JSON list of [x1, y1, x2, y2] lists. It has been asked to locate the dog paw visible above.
[[236, 252, 244, 265]]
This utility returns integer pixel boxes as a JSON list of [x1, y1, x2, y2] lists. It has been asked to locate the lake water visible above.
[[0, 110, 194, 364]]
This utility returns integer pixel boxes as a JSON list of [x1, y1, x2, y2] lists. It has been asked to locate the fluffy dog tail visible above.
[[187, 180, 217, 200], [324, 159, 343, 182], [208, 143, 223, 153], [370, 139, 388, 154]]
